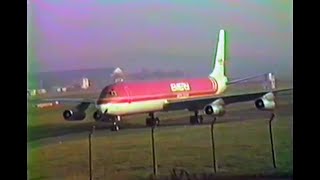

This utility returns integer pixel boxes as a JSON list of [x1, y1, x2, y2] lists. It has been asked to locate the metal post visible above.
[[269, 113, 277, 168], [88, 126, 95, 180], [211, 117, 217, 173], [151, 126, 158, 176]]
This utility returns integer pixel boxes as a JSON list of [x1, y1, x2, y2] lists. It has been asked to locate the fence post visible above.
[[88, 126, 95, 180], [151, 126, 158, 176], [269, 113, 277, 168], [211, 117, 217, 173]]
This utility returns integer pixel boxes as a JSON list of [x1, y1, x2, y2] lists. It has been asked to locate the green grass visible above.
[[28, 115, 293, 180]]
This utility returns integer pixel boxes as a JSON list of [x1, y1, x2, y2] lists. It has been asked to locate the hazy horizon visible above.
[[28, 0, 292, 79]]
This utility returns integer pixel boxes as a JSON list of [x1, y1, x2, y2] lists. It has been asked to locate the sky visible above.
[[28, 0, 293, 79]]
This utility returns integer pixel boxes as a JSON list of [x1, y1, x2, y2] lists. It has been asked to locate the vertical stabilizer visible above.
[[209, 29, 228, 93], [209, 29, 226, 79]]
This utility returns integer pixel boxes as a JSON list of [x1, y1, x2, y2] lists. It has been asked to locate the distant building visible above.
[[269, 73, 276, 89], [37, 89, 47, 94], [263, 73, 276, 90], [81, 78, 90, 89], [111, 67, 125, 83], [56, 88, 62, 92]]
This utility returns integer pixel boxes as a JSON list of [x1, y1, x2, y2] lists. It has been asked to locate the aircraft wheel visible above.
[[190, 116, 203, 125], [111, 120, 120, 131], [146, 118, 152, 127], [111, 124, 120, 131], [190, 116, 197, 125], [146, 117, 160, 127], [155, 117, 160, 126], [199, 115, 204, 124]]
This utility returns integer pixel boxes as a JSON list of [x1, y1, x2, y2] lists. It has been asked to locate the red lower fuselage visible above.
[[95, 77, 220, 116]]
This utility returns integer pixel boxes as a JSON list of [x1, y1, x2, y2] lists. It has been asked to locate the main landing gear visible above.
[[146, 112, 160, 127], [189, 111, 203, 125], [111, 115, 121, 131], [93, 110, 121, 131]]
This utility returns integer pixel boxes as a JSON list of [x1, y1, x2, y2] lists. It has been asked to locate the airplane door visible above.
[[124, 86, 132, 103]]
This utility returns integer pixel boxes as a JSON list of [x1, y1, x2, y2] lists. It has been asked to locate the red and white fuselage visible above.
[[96, 77, 226, 116]]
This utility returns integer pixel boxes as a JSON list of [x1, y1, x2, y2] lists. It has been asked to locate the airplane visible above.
[[42, 29, 292, 131]]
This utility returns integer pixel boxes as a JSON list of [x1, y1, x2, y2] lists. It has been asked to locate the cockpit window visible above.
[[99, 86, 117, 99], [109, 90, 117, 96]]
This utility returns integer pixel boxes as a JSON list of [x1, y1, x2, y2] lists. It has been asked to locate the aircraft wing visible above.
[[37, 98, 96, 111], [227, 73, 268, 85], [41, 98, 96, 105], [163, 88, 292, 111]]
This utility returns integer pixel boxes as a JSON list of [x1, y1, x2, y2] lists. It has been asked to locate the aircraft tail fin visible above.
[[209, 29, 227, 81], [208, 29, 228, 94]]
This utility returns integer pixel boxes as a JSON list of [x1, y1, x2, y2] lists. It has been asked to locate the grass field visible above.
[[27, 82, 293, 180], [28, 114, 292, 180]]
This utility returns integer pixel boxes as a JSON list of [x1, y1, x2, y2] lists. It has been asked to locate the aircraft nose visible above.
[[96, 99, 103, 105], [95, 102, 103, 110], [95, 106, 108, 115], [95, 104, 103, 111]]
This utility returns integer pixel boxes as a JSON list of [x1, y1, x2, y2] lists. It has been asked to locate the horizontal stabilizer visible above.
[[227, 73, 270, 85]]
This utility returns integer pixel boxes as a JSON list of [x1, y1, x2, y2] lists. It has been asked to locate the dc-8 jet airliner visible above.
[[44, 29, 292, 131]]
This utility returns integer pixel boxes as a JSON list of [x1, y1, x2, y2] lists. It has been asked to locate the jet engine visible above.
[[254, 92, 276, 111], [63, 109, 86, 121], [93, 110, 103, 121], [204, 99, 225, 116]]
